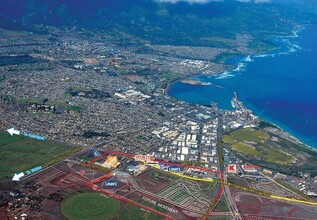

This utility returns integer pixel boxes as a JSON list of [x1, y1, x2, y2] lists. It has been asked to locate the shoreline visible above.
[[165, 25, 317, 150], [261, 119, 317, 152], [164, 65, 235, 95]]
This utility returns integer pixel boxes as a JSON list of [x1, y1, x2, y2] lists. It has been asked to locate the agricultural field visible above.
[[61, 192, 120, 220], [0, 131, 75, 179], [223, 128, 296, 164]]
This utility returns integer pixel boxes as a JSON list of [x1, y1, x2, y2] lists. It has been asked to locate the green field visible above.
[[223, 128, 295, 164], [16, 97, 82, 112], [0, 131, 74, 179], [61, 192, 120, 220], [223, 128, 269, 144], [232, 143, 263, 158], [16, 98, 44, 105], [116, 202, 163, 220]]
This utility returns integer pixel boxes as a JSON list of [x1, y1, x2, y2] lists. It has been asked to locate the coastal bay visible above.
[[169, 24, 317, 148]]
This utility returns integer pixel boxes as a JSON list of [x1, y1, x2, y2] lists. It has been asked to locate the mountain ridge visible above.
[[0, 0, 316, 47]]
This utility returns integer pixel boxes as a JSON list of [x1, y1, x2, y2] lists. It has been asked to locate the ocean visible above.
[[168, 24, 317, 148]]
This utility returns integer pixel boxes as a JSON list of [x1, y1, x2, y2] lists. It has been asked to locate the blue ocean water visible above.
[[169, 24, 317, 148]]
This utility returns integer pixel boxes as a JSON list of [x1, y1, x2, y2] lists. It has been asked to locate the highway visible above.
[[18, 147, 317, 220], [217, 115, 240, 220]]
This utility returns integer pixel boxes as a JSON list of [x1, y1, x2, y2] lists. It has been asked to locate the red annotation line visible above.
[[88, 150, 134, 166], [90, 171, 113, 184], [86, 175, 174, 220], [202, 172, 225, 220], [87, 151, 225, 220], [86, 182, 174, 220], [153, 159, 223, 176]]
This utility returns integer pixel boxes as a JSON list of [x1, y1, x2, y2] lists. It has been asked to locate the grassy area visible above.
[[214, 52, 238, 63], [232, 143, 263, 157], [266, 148, 295, 164], [65, 87, 111, 100], [162, 72, 183, 82], [248, 39, 278, 53], [70, 86, 93, 93], [82, 131, 110, 138], [0, 132, 24, 146], [159, 71, 183, 89], [224, 128, 295, 164], [232, 143, 294, 164], [63, 92, 73, 98], [45, 100, 82, 111], [116, 67, 130, 75], [0, 95, 14, 102], [231, 122, 317, 177], [16, 98, 44, 105], [116, 202, 163, 220], [59, 102, 82, 111], [224, 127, 269, 143], [16, 97, 82, 112], [0, 132, 74, 179], [61, 192, 120, 220]]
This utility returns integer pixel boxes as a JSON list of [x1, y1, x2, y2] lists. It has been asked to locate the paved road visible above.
[[217, 115, 240, 220]]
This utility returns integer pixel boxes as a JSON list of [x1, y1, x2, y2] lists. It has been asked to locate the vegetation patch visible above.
[[232, 143, 263, 157], [82, 131, 110, 138], [65, 87, 110, 101], [116, 202, 163, 220], [214, 52, 238, 63], [16, 97, 82, 112], [224, 128, 296, 164], [61, 192, 120, 220], [17, 98, 44, 105], [226, 127, 269, 143], [0, 132, 74, 180]]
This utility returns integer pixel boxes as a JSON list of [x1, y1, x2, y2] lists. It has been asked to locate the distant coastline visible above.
[[167, 25, 317, 149]]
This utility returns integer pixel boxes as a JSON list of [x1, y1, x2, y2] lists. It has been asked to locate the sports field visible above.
[[61, 192, 120, 220], [0, 131, 74, 179]]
